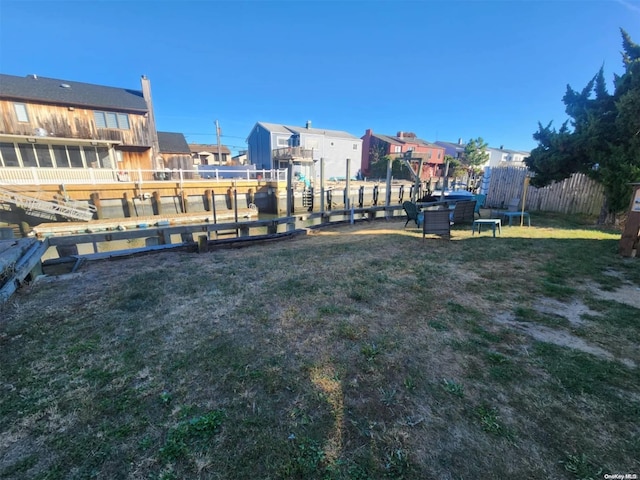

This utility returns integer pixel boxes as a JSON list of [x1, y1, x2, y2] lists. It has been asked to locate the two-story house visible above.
[[486, 146, 529, 168], [361, 129, 445, 180], [189, 143, 232, 166], [247, 121, 362, 180], [434, 139, 466, 161], [435, 140, 529, 170], [0, 73, 163, 180]]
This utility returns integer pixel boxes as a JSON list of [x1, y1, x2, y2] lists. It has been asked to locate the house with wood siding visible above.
[[0, 73, 164, 178]]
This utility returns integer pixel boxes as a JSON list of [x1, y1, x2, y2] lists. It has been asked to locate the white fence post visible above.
[[30, 167, 40, 185]]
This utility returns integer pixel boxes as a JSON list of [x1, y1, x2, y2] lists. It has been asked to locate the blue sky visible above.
[[1, 0, 639, 155]]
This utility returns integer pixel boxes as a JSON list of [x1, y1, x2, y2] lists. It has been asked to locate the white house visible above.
[[246, 121, 362, 180]]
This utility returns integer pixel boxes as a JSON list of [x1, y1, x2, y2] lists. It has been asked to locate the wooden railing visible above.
[[272, 147, 314, 161]]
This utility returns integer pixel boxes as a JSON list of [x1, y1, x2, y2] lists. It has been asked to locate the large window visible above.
[[94, 111, 130, 129], [52, 145, 69, 168], [0, 142, 115, 169], [14, 103, 29, 123], [67, 146, 84, 168], [18, 144, 37, 167], [0, 142, 19, 167], [98, 147, 112, 169], [34, 145, 53, 168]]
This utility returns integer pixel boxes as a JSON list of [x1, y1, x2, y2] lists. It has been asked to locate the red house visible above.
[[361, 129, 445, 180]]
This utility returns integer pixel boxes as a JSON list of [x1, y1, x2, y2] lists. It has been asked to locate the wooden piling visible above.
[[198, 235, 209, 253], [180, 191, 189, 213], [152, 191, 162, 215], [205, 189, 213, 212], [227, 187, 234, 210], [90, 192, 102, 219], [122, 192, 134, 218]]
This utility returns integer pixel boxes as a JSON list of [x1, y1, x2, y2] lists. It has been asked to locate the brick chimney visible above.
[[397, 131, 404, 139]]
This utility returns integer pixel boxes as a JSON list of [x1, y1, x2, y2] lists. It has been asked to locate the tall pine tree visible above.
[[525, 29, 640, 222]]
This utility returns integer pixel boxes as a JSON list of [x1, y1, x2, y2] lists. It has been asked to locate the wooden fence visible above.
[[486, 167, 604, 216]]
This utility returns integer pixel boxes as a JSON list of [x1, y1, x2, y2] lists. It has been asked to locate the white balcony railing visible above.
[[0, 167, 288, 185]]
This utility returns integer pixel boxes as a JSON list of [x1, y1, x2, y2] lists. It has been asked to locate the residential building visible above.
[[361, 129, 445, 180], [486, 146, 529, 167], [231, 150, 248, 165], [189, 143, 231, 166], [435, 140, 529, 169], [0, 73, 163, 177], [159, 131, 196, 178], [434, 139, 466, 161], [247, 121, 362, 180]]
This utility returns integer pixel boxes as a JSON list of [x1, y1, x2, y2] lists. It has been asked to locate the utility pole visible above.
[[215, 120, 222, 165]]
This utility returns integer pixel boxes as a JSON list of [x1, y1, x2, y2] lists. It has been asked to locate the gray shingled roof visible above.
[[256, 122, 294, 135], [189, 143, 232, 155], [158, 132, 191, 154], [375, 133, 442, 148], [257, 121, 359, 139], [372, 133, 403, 146], [0, 74, 148, 112]]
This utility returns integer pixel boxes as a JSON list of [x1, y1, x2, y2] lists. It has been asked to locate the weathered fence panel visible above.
[[486, 167, 604, 215]]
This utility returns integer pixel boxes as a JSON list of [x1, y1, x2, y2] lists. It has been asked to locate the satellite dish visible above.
[[34, 127, 48, 137]]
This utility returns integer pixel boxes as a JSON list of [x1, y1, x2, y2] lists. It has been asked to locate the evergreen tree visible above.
[[526, 29, 640, 221], [463, 137, 490, 173]]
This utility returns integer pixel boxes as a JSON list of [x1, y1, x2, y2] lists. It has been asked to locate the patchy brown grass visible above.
[[1, 214, 639, 479]]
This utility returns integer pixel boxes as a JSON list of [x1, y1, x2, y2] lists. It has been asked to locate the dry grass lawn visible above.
[[1, 213, 639, 479]]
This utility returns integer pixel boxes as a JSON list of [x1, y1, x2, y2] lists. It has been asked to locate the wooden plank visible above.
[[0, 239, 49, 304]]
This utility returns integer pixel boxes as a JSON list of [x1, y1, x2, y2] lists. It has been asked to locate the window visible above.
[[98, 147, 112, 169], [394, 146, 402, 153], [34, 145, 53, 168], [84, 147, 100, 168], [18, 144, 37, 167], [14, 103, 29, 123], [0, 142, 19, 167], [94, 111, 130, 129], [52, 145, 69, 167], [67, 146, 84, 168], [276, 137, 289, 147], [353, 143, 358, 150], [106, 112, 118, 129]]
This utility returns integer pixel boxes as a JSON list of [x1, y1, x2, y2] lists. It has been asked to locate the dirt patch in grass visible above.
[[533, 297, 592, 326], [493, 311, 629, 364], [588, 282, 640, 310]]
